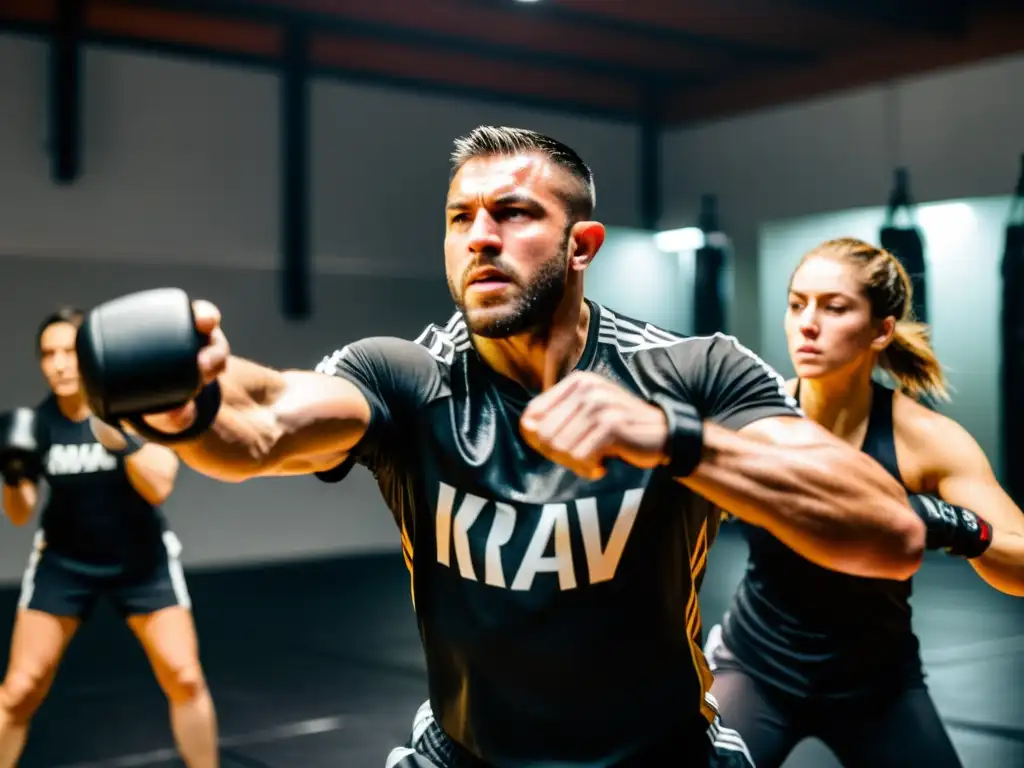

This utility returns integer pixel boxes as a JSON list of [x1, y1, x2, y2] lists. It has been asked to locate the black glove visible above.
[[908, 494, 993, 559], [0, 408, 42, 487], [76, 288, 221, 444], [650, 394, 704, 478]]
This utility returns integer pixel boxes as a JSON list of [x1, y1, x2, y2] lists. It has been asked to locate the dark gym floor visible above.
[[5, 526, 1023, 768]]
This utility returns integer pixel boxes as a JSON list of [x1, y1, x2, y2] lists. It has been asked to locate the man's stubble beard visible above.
[[451, 230, 571, 339]]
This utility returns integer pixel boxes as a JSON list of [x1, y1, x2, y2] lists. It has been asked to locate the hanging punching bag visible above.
[[693, 194, 728, 337], [879, 168, 928, 324], [1001, 156, 1024, 503]]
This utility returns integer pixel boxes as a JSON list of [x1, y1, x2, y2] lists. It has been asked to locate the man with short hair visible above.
[[88, 126, 927, 767]]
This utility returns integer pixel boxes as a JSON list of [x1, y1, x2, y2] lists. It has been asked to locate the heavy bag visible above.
[[879, 225, 928, 325], [1002, 223, 1024, 503], [693, 243, 726, 337]]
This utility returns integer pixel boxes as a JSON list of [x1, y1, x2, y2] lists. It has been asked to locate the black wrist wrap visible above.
[[650, 395, 704, 478], [908, 494, 993, 559]]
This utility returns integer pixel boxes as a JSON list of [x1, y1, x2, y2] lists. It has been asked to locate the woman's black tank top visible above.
[[717, 380, 924, 699]]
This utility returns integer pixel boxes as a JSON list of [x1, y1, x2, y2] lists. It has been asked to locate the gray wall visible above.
[[660, 51, 1024, 350], [0, 33, 642, 272], [584, 227, 695, 336], [0, 32, 644, 584]]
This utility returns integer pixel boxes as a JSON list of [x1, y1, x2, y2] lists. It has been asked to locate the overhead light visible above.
[[917, 201, 977, 233], [514, 0, 542, 3], [653, 227, 705, 253]]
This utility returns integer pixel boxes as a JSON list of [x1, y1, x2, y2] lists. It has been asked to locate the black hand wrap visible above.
[[76, 287, 222, 445], [124, 382, 222, 444], [0, 408, 42, 487], [908, 494, 993, 559], [650, 394, 704, 478]]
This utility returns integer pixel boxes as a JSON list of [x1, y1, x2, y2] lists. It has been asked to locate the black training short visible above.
[[386, 699, 754, 768], [17, 529, 192, 620]]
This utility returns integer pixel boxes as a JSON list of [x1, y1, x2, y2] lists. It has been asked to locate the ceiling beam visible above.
[[469, 0, 813, 65], [309, 33, 643, 112], [0, 5, 643, 123], [247, 0, 766, 74], [661, 6, 1024, 126], [112, 0, 723, 80], [785, 0, 971, 37], [545, 0, 914, 55]]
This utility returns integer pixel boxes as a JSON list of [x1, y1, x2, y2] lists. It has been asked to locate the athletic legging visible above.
[[706, 630, 963, 768]]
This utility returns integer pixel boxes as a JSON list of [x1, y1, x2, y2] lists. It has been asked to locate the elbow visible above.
[[2, 492, 34, 527], [5, 511, 31, 527], [886, 510, 926, 581], [990, 578, 1024, 598], [4, 500, 34, 527], [150, 488, 175, 507], [846, 456, 926, 581], [153, 469, 183, 504], [151, 474, 179, 506], [140, 487, 173, 507], [862, 493, 925, 581], [826, 511, 924, 582], [132, 469, 178, 507], [1002, 581, 1024, 598]]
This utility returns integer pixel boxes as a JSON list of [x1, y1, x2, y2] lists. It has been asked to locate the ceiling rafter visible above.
[[0, 0, 1020, 125]]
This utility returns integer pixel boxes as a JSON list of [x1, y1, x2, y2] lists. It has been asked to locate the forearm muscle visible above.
[[682, 421, 925, 580], [972, 530, 1024, 596], [152, 356, 367, 482]]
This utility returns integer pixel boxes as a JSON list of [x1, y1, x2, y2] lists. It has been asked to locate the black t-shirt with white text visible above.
[[314, 300, 801, 767], [35, 395, 166, 572]]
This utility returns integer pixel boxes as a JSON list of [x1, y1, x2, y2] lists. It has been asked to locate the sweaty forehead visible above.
[[448, 153, 564, 202], [790, 256, 861, 296]]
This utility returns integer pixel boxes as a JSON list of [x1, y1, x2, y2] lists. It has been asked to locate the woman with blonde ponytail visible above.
[[704, 238, 1024, 768], [879, 319, 947, 401]]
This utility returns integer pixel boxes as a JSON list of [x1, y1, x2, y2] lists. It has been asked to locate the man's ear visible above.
[[568, 221, 605, 271]]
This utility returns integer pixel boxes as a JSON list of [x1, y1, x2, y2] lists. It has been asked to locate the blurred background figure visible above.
[[0, 308, 217, 767]]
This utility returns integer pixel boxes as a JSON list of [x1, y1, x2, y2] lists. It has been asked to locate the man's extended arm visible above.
[[143, 355, 372, 483], [681, 416, 925, 581]]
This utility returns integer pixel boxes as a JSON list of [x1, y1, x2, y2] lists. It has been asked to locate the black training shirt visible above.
[[315, 300, 801, 767], [34, 395, 167, 571]]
